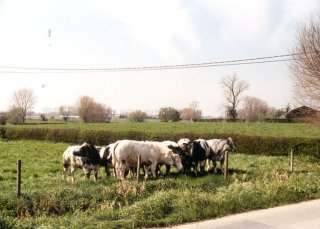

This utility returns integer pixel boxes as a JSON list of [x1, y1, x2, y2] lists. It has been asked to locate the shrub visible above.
[[40, 114, 48, 121], [158, 107, 180, 122], [0, 112, 7, 125], [128, 111, 147, 122]]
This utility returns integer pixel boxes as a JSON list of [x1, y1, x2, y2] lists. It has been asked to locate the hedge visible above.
[[0, 127, 319, 156]]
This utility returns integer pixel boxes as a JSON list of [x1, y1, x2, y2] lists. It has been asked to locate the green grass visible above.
[[1, 140, 320, 228], [5, 121, 320, 138]]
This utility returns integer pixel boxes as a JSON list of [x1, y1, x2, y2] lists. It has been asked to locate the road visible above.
[[162, 199, 320, 229]]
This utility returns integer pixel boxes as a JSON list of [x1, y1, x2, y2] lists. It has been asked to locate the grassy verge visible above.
[[0, 140, 319, 228]]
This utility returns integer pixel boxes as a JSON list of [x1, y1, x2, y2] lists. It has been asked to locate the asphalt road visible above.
[[163, 199, 320, 229]]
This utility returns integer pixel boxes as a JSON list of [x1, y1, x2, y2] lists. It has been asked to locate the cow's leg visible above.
[[93, 168, 99, 182], [130, 166, 137, 179], [199, 160, 206, 175], [156, 164, 161, 176], [150, 163, 157, 178], [120, 160, 126, 180], [143, 165, 150, 180], [114, 163, 121, 179], [71, 166, 75, 183], [220, 158, 225, 174], [193, 162, 198, 175], [105, 166, 110, 177], [165, 164, 171, 175], [206, 159, 210, 171], [213, 160, 218, 173], [83, 166, 90, 180], [62, 163, 69, 180]]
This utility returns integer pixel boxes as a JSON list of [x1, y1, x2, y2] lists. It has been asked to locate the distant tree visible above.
[[273, 104, 291, 118], [158, 107, 180, 122], [76, 96, 110, 123], [221, 74, 249, 120], [0, 112, 7, 125], [128, 110, 147, 122], [290, 16, 320, 110], [238, 96, 268, 122], [180, 102, 202, 122], [59, 105, 74, 122], [10, 88, 36, 123], [40, 114, 48, 121]]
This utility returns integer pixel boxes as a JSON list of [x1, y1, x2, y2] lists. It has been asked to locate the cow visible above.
[[189, 139, 212, 175], [99, 143, 116, 177], [207, 137, 236, 173], [112, 140, 183, 180], [62, 142, 101, 182]]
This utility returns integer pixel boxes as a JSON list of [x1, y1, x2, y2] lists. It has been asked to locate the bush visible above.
[[1, 127, 319, 156], [40, 114, 48, 121], [0, 112, 7, 125], [158, 107, 180, 122], [128, 111, 147, 122]]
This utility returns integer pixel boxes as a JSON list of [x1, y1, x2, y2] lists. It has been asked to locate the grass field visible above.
[[6, 121, 320, 138], [1, 140, 320, 228]]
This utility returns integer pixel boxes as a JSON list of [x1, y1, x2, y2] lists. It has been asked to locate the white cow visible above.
[[113, 140, 183, 180], [207, 137, 236, 173], [148, 141, 184, 175]]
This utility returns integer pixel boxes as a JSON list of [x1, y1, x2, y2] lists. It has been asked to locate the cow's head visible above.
[[167, 145, 184, 155], [177, 138, 192, 155], [73, 142, 100, 164], [226, 137, 236, 152], [172, 154, 183, 171]]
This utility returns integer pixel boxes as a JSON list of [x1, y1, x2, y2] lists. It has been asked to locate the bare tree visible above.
[[180, 101, 202, 122], [238, 96, 268, 122], [76, 96, 111, 123], [76, 96, 94, 123], [10, 88, 36, 123], [221, 74, 249, 120], [290, 16, 320, 111]]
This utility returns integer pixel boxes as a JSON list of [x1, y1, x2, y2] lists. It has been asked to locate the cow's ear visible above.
[[227, 138, 231, 144]]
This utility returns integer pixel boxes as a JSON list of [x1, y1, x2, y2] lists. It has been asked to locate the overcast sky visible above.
[[0, 0, 319, 116]]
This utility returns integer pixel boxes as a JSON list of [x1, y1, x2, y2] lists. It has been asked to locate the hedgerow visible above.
[[1, 127, 319, 156]]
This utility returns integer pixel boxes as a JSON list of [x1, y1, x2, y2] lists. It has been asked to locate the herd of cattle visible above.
[[62, 138, 236, 182]]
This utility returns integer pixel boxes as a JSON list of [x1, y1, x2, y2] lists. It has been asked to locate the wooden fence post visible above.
[[137, 155, 141, 183], [224, 152, 229, 180], [290, 149, 294, 173], [17, 160, 21, 198]]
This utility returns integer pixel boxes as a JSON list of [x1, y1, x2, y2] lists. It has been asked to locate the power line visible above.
[[0, 53, 298, 74]]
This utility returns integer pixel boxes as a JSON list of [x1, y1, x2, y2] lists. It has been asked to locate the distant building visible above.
[[286, 106, 319, 122]]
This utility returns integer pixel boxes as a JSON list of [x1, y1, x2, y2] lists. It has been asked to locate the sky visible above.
[[0, 0, 319, 117]]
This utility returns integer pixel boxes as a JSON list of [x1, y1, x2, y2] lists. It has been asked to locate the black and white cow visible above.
[[207, 137, 236, 173], [62, 142, 101, 182], [99, 143, 117, 177], [189, 139, 212, 175]]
